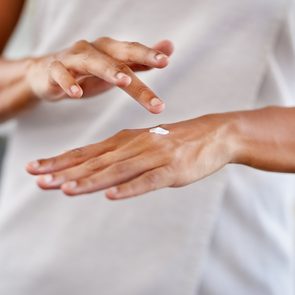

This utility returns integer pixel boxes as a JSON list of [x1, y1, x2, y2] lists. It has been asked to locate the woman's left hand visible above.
[[26, 114, 238, 200]]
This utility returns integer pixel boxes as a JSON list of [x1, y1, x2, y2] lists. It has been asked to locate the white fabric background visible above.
[[0, 0, 294, 294]]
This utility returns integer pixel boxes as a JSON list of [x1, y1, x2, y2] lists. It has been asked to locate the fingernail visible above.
[[28, 161, 40, 170], [63, 181, 77, 190], [150, 97, 163, 107], [40, 174, 53, 184], [155, 53, 168, 61], [116, 72, 132, 85], [70, 85, 80, 95], [106, 187, 118, 198]]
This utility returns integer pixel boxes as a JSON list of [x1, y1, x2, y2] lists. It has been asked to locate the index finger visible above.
[[120, 65, 165, 114], [26, 142, 110, 175], [94, 37, 170, 69], [65, 46, 165, 113], [26, 129, 141, 175]]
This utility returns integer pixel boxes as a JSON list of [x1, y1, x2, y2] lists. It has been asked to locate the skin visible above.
[[27, 106, 295, 200], [0, 1, 174, 123], [0, 0, 25, 54], [2, 1, 295, 200]]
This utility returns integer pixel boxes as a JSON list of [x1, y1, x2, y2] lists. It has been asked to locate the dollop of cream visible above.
[[149, 127, 170, 135]]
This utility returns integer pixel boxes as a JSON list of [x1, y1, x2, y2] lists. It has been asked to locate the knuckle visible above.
[[133, 85, 150, 99], [145, 171, 161, 188], [163, 165, 175, 178], [122, 184, 135, 197], [146, 133, 159, 144], [137, 132, 158, 146], [113, 62, 129, 73], [95, 36, 112, 44], [163, 165, 179, 187], [68, 148, 85, 159], [84, 157, 105, 171], [172, 148, 183, 164], [160, 148, 175, 162], [70, 41, 94, 63], [40, 157, 57, 168], [113, 163, 128, 175], [81, 177, 96, 188], [48, 60, 62, 74], [120, 41, 143, 61], [73, 39, 90, 50], [49, 60, 60, 69], [125, 41, 141, 49], [116, 128, 131, 137]]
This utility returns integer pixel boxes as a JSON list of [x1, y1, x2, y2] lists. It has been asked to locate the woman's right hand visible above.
[[25, 37, 174, 114]]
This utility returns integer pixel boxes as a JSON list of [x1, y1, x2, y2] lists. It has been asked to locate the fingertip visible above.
[[26, 165, 35, 175], [115, 72, 132, 87], [163, 40, 175, 55], [106, 186, 135, 200], [36, 175, 52, 190], [61, 181, 78, 196], [150, 106, 165, 114], [26, 159, 55, 175], [154, 53, 169, 68], [153, 39, 175, 57], [157, 59, 169, 69], [148, 98, 165, 114], [62, 190, 76, 197], [105, 187, 120, 200], [26, 161, 41, 175], [116, 78, 132, 88], [69, 85, 83, 98], [105, 193, 117, 200]]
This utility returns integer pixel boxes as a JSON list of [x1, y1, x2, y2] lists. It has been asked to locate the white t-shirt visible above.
[[0, 0, 294, 294]]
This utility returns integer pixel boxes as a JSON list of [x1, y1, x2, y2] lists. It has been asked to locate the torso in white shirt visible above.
[[0, 0, 294, 294]]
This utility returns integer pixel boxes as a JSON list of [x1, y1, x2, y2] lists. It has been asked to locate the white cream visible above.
[[149, 127, 170, 135]]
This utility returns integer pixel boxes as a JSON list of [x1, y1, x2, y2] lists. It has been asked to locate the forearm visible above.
[[0, 0, 36, 122], [25, 105, 295, 199], [0, 58, 37, 122], [0, 0, 26, 54], [229, 106, 295, 172], [0, 38, 173, 123]]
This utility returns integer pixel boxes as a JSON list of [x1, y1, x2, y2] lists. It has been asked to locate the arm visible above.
[[26, 106, 295, 199], [0, 59, 37, 122], [231, 106, 295, 172], [0, 0, 36, 122], [0, 38, 173, 123], [0, 0, 25, 54], [0, 0, 174, 122]]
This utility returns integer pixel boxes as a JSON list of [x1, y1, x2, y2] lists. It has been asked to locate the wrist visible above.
[[0, 58, 39, 122], [206, 112, 243, 165], [214, 110, 255, 167], [190, 112, 245, 166], [0, 57, 37, 100], [163, 112, 243, 166], [22, 57, 40, 101]]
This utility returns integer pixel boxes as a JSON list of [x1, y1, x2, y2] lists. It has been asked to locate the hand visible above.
[[26, 113, 238, 200], [25, 38, 174, 114]]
